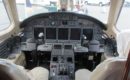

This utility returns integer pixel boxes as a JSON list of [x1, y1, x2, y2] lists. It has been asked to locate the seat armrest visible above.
[[7, 52, 26, 65]]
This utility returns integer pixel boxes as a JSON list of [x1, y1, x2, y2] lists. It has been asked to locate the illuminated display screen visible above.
[[46, 28, 56, 39], [34, 28, 44, 39], [83, 29, 93, 40], [58, 28, 68, 40], [70, 28, 81, 40]]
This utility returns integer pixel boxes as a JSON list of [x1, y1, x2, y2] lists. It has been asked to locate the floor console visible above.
[[50, 44, 75, 80]]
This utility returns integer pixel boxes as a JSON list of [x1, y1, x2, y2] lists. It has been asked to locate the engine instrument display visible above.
[[46, 28, 56, 39]]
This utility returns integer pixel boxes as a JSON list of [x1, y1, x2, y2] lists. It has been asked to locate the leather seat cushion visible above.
[[28, 67, 49, 80], [75, 69, 91, 80]]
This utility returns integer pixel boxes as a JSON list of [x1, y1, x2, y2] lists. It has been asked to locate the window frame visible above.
[[115, 0, 129, 32], [0, 0, 11, 31]]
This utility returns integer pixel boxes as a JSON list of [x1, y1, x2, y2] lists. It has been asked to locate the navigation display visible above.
[[83, 29, 93, 40], [58, 28, 68, 40], [46, 28, 56, 39], [70, 28, 81, 40], [34, 28, 44, 39]]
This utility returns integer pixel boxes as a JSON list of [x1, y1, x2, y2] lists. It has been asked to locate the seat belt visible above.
[[122, 51, 130, 80]]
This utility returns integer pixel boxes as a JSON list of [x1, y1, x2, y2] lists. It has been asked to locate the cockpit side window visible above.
[[116, 0, 130, 31], [0, 0, 10, 31]]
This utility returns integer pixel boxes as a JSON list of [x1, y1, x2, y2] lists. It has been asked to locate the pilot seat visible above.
[[0, 59, 49, 80], [75, 31, 130, 80]]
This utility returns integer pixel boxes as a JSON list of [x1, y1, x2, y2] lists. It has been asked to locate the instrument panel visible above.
[[21, 12, 106, 43], [19, 12, 118, 80]]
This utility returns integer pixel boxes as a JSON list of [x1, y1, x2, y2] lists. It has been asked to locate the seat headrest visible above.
[[90, 58, 126, 80], [0, 59, 29, 80], [0, 64, 14, 80]]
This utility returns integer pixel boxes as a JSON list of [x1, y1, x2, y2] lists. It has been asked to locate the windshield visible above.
[[0, 0, 10, 31], [116, 0, 130, 31], [16, 0, 110, 23]]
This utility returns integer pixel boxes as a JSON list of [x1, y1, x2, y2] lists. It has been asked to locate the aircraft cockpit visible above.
[[14, 12, 117, 80], [0, 0, 130, 80]]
